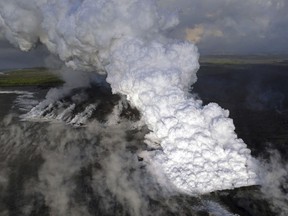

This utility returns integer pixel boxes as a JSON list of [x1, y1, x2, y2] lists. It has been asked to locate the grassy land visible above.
[[0, 68, 63, 87]]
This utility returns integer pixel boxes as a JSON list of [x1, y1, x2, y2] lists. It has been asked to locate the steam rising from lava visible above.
[[0, 0, 259, 194]]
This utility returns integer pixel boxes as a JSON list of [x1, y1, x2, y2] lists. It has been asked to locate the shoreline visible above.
[[0, 67, 63, 87], [200, 55, 288, 65]]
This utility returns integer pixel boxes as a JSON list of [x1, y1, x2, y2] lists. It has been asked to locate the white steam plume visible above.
[[0, 0, 259, 194]]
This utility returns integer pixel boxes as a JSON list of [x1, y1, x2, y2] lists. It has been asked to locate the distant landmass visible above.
[[0, 67, 63, 87], [200, 55, 288, 65], [1, 56, 288, 87]]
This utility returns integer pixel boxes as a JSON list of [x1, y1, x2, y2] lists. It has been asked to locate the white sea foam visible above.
[[0, 0, 259, 194], [0, 90, 39, 112], [14, 94, 39, 112], [23, 101, 97, 126], [0, 90, 33, 95]]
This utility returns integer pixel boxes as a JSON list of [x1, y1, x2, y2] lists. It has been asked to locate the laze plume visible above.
[[0, 0, 259, 194]]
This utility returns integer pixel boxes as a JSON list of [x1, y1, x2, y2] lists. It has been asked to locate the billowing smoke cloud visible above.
[[0, 0, 177, 71], [106, 38, 258, 193], [0, 0, 259, 195]]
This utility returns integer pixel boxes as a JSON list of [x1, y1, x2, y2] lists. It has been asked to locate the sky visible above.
[[0, 0, 288, 69], [0, 40, 48, 69], [158, 0, 288, 54]]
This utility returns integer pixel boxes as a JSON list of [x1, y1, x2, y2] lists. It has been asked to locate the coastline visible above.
[[0, 67, 63, 87]]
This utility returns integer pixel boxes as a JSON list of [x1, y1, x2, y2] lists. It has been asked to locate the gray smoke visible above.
[[0, 114, 172, 215], [259, 150, 288, 216]]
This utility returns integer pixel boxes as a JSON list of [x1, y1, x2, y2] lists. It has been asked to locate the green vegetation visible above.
[[0, 68, 64, 87]]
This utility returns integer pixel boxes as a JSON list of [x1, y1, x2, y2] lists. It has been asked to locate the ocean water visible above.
[[0, 63, 287, 216]]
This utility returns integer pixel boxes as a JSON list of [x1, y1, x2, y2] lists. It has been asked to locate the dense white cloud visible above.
[[1, 0, 287, 55], [0, 0, 260, 194]]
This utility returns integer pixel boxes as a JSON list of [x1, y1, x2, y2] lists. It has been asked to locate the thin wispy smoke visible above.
[[0, 115, 200, 216], [259, 150, 288, 216], [0, 115, 149, 215]]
